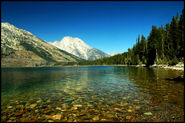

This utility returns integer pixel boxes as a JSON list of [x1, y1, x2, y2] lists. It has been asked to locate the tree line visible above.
[[79, 8, 184, 66]]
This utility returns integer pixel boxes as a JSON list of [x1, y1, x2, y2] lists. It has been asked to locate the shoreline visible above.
[[76, 64, 184, 72], [150, 63, 184, 72], [2, 63, 184, 72]]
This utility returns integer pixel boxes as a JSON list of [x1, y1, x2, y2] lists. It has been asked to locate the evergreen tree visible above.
[[147, 26, 158, 65], [179, 8, 184, 59], [169, 15, 180, 59]]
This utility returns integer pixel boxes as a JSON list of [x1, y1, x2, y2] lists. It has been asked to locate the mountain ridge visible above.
[[1, 22, 82, 67]]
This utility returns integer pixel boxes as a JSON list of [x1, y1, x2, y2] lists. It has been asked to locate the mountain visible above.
[[1, 23, 82, 67], [49, 36, 109, 60], [108, 52, 121, 56]]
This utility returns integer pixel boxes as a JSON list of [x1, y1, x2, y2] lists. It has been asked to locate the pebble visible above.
[[63, 99, 74, 102], [48, 120, 54, 122], [36, 100, 42, 103], [15, 112, 22, 116], [87, 104, 93, 107], [45, 115, 52, 119], [135, 106, 140, 110], [7, 106, 13, 109], [31, 116, 37, 119], [106, 114, 114, 118], [46, 99, 51, 103], [1, 115, 6, 120], [123, 97, 127, 99], [126, 116, 132, 120], [129, 106, 132, 109], [20, 117, 27, 122], [101, 119, 107, 121], [56, 107, 62, 110], [52, 114, 62, 120], [144, 112, 153, 115], [10, 117, 16, 120], [92, 116, 99, 121], [35, 109, 39, 113], [133, 99, 140, 102], [67, 118, 73, 122], [16, 105, 24, 109], [73, 104, 82, 107], [7, 119, 13, 122], [163, 96, 168, 101], [120, 102, 128, 107], [127, 109, 132, 112], [30, 104, 37, 108], [150, 103, 157, 106], [71, 107, 78, 110], [114, 108, 122, 111]]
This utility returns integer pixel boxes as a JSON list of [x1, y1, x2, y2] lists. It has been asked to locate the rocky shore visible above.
[[151, 62, 184, 71]]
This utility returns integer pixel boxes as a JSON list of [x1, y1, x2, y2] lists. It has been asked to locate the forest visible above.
[[79, 8, 184, 66]]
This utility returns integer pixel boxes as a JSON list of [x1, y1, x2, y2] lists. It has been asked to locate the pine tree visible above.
[[169, 15, 180, 59], [179, 8, 184, 59], [164, 23, 170, 60], [147, 25, 158, 65]]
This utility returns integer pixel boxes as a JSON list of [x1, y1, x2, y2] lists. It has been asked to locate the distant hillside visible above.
[[49, 36, 109, 60], [1, 23, 82, 67]]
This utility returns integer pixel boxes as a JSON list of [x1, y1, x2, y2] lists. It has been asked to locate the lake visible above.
[[1, 66, 184, 122]]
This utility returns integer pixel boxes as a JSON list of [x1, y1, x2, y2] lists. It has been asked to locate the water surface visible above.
[[1, 66, 184, 122]]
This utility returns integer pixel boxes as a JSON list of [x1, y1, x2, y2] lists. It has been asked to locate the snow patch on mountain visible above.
[[108, 52, 121, 56]]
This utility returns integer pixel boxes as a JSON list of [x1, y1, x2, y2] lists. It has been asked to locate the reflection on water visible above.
[[128, 67, 184, 106], [1, 66, 184, 122]]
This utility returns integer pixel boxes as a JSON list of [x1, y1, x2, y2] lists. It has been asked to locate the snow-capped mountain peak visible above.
[[49, 36, 109, 60]]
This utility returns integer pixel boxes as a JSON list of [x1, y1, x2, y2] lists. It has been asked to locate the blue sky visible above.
[[1, 1, 184, 54]]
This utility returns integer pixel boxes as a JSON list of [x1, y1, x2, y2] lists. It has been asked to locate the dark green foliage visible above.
[[179, 8, 184, 58], [169, 57, 179, 65], [79, 9, 184, 66]]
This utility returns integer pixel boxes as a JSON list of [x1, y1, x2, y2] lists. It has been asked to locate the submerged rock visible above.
[[45, 115, 52, 119], [126, 116, 132, 120], [92, 116, 99, 121], [135, 106, 140, 110], [144, 112, 153, 115], [52, 114, 62, 120], [16, 105, 24, 109], [7, 106, 13, 109], [63, 99, 74, 102], [30, 104, 37, 108], [127, 109, 132, 112], [120, 102, 128, 107], [48, 120, 54, 122], [133, 99, 140, 102], [36, 100, 42, 103], [56, 107, 62, 110], [15, 112, 22, 116], [46, 99, 51, 103], [73, 104, 82, 108], [35, 109, 39, 113]]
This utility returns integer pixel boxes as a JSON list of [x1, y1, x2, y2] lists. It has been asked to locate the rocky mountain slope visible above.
[[1, 23, 82, 67], [49, 36, 109, 60]]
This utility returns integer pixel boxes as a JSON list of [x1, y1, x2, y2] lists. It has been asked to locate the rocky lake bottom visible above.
[[1, 66, 184, 122]]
